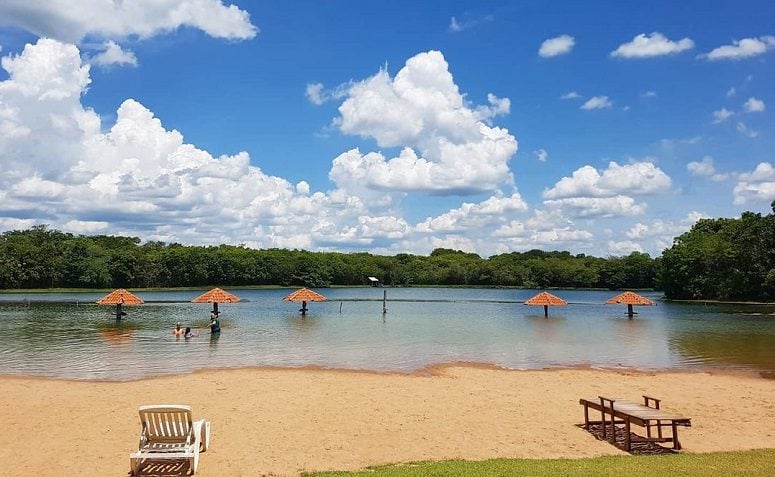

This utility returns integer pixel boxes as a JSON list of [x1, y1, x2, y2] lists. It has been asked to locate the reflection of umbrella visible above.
[[283, 288, 327, 315], [96, 289, 144, 320], [191, 287, 240, 315], [524, 291, 568, 318], [606, 291, 654, 318]]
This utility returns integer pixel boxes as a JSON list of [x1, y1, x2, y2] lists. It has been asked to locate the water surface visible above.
[[1, 288, 773, 380]]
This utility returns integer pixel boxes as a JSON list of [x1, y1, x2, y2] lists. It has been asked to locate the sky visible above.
[[0, 0, 773, 258]]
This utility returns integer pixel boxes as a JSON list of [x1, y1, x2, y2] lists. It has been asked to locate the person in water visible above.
[[209, 312, 221, 334], [172, 322, 185, 337], [184, 327, 199, 338]]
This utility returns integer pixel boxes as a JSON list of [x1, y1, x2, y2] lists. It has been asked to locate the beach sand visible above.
[[1, 365, 774, 476]]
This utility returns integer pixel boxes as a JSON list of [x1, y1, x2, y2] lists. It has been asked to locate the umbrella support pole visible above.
[[300, 301, 308, 315], [627, 304, 634, 318], [383, 290, 387, 314], [544, 305, 548, 318]]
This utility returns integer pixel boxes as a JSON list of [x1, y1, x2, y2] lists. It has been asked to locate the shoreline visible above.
[[2, 365, 774, 476], [0, 359, 770, 384]]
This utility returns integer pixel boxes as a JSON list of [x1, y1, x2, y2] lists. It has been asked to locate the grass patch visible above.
[[305, 449, 775, 477]]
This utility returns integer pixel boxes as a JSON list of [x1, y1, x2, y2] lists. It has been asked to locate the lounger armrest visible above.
[[192, 419, 211, 452]]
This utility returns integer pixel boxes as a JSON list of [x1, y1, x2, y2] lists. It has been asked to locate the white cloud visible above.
[[743, 97, 765, 113], [448, 14, 494, 33], [712, 108, 734, 123], [734, 162, 775, 204], [538, 34, 575, 58], [544, 161, 671, 199], [687, 156, 728, 182], [641, 91, 657, 98], [608, 240, 643, 255], [305, 83, 324, 105], [624, 212, 708, 254], [543, 196, 646, 218], [726, 87, 736, 98], [0, 0, 258, 43], [0, 38, 410, 252], [89, 41, 138, 67], [534, 149, 548, 162], [610, 32, 694, 58], [541, 161, 671, 219], [331, 50, 517, 194], [416, 192, 527, 233], [736, 122, 759, 138], [580, 96, 612, 110], [560, 91, 581, 100], [703, 36, 775, 61]]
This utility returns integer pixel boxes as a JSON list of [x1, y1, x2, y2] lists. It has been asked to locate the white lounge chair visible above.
[[129, 405, 211, 476]]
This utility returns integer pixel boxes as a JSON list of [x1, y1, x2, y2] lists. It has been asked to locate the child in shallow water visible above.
[[184, 327, 199, 338]]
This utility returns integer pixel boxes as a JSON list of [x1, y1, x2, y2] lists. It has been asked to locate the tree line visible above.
[[660, 204, 775, 301], [0, 225, 658, 290], [2, 202, 773, 302]]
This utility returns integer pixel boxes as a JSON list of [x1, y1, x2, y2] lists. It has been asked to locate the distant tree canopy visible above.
[[661, 211, 775, 301], [0, 225, 660, 291]]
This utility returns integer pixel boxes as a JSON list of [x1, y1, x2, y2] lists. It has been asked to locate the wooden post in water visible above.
[[543, 304, 548, 318], [627, 304, 634, 319], [382, 290, 387, 314], [339, 302, 343, 313]]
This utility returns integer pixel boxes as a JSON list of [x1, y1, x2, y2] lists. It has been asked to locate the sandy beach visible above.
[[1, 365, 774, 476]]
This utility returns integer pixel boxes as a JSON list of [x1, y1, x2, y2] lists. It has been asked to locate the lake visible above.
[[1, 288, 774, 380]]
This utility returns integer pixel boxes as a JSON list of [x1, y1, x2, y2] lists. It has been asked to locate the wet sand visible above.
[[1, 365, 774, 476]]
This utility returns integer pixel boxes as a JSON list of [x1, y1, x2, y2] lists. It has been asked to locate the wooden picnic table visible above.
[[579, 395, 691, 452]]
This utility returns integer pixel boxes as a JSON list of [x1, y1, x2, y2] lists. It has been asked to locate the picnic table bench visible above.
[[580, 395, 691, 452]]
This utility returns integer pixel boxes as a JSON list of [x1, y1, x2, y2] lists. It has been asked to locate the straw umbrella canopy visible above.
[[96, 288, 144, 319], [524, 291, 568, 317], [191, 287, 240, 315], [283, 288, 327, 315], [605, 291, 654, 318]]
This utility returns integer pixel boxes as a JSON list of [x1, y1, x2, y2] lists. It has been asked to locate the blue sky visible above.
[[0, 1, 773, 257]]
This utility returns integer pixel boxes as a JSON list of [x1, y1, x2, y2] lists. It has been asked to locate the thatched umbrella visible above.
[[191, 287, 240, 315], [96, 288, 144, 320], [606, 291, 654, 318], [524, 291, 568, 317], [283, 288, 327, 315]]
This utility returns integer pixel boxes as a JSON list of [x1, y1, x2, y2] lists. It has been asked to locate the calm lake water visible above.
[[1, 288, 774, 381]]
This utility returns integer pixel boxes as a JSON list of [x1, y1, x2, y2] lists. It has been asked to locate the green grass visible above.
[[304, 449, 775, 477]]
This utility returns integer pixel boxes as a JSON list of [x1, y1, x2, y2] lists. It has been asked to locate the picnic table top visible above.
[[580, 397, 691, 423]]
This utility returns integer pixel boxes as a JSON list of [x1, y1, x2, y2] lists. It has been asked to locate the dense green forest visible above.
[[660, 204, 775, 301], [0, 225, 658, 290], [2, 203, 774, 301]]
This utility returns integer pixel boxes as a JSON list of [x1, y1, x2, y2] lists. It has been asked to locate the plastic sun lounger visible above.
[[130, 405, 211, 476], [579, 395, 691, 452]]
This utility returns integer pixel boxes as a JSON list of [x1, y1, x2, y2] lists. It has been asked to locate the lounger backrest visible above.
[[138, 405, 193, 443]]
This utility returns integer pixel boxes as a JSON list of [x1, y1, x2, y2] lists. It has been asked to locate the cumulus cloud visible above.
[[0, 0, 258, 43], [734, 162, 775, 204], [610, 32, 694, 58], [541, 161, 671, 219], [538, 34, 575, 57], [544, 161, 671, 199], [712, 108, 734, 123], [0, 38, 415, 252], [743, 97, 765, 113], [624, 212, 708, 254], [330, 50, 517, 194], [89, 41, 138, 67], [687, 156, 728, 181], [580, 96, 612, 110], [416, 193, 527, 233], [702, 36, 775, 61], [534, 149, 548, 162]]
